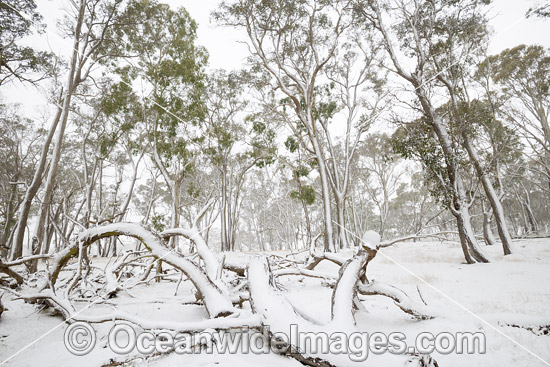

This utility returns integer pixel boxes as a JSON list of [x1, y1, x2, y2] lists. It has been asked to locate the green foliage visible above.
[[151, 214, 166, 232], [0, 0, 52, 85], [312, 83, 340, 122], [480, 45, 550, 101], [290, 184, 315, 205], [100, 71, 136, 116], [527, 3, 550, 18], [284, 136, 299, 153], [203, 70, 277, 170], [102, 0, 208, 172], [186, 181, 201, 199], [247, 114, 277, 168], [295, 165, 310, 178], [391, 122, 453, 207], [0, 0, 42, 38], [97, 73, 146, 159]]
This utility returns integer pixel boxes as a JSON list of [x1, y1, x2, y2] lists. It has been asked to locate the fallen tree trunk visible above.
[[0, 259, 24, 285], [0, 254, 54, 286], [161, 227, 219, 281], [49, 223, 236, 318], [4, 224, 438, 366], [248, 255, 438, 367]]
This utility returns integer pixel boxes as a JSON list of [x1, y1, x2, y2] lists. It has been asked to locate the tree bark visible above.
[[9, 105, 62, 259], [30, 0, 87, 264], [482, 202, 497, 246], [419, 94, 490, 264], [462, 134, 515, 254], [310, 134, 336, 252]]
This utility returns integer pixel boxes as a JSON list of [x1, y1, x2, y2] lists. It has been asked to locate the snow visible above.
[[160, 227, 219, 281], [1, 238, 550, 366], [52, 223, 237, 318], [330, 252, 367, 326], [362, 230, 381, 250]]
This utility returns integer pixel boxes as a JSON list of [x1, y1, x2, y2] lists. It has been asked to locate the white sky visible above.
[[3, 0, 550, 117], [171, 0, 550, 68]]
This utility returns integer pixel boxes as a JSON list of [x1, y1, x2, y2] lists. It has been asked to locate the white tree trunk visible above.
[[462, 134, 515, 254]]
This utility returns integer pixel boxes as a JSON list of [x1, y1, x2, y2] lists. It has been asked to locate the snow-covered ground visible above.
[[1, 238, 549, 366]]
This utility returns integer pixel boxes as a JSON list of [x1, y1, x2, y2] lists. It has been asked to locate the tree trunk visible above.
[[462, 134, 515, 254], [455, 205, 490, 263], [521, 185, 538, 233], [310, 134, 335, 252], [1, 180, 17, 250], [220, 163, 229, 252], [9, 105, 62, 260], [335, 195, 349, 249], [170, 179, 181, 249], [482, 201, 497, 246], [30, 0, 86, 265], [119, 151, 143, 221], [420, 95, 490, 264]]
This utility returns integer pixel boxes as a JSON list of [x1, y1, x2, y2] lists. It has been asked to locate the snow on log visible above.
[[2, 287, 261, 332], [330, 250, 368, 327], [273, 267, 337, 282], [361, 230, 380, 250], [0, 254, 53, 285], [103, 252, 131, 297], [49, 223, 236, 318], [73, 311, 261, 333], [248, 257, 337, 366], [358, 281, 437, 320], [248, 257, 426, 366], [161, 226, 219, 280], [304, 252, 348, 270], [223, 257, 247, 276], [0, 259, 24, 285]]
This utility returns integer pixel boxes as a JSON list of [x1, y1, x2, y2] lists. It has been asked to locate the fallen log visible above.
[[49, 223, 236, 318]]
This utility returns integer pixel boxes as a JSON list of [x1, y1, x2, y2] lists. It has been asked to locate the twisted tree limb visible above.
[[49, 223, 236, 318]]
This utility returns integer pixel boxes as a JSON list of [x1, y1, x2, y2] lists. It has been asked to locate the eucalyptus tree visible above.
[[453, 99, 516, 253], [99, 76, 148, 224], [482, 45, 550, 198], [321, 38, 387, 248], [386, 172, 445, 238], [203, 70, 276, 251], [133, 168, 170, 229], [215, 0, 388, 251], [103, 0, 208, 243], [0, 103, 41, 255], [11, 0, 124, 260], [240, 166, 311, 251], [355, 133, 406, 239], [357, 0, 493, 263], [61, 81, 149, 256], [282, 136, 317, 250], [499, 153, 544, 235], [0, 0, 52, 85]]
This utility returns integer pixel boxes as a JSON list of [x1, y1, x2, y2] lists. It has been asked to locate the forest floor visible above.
[[0, 238, 549, 367]]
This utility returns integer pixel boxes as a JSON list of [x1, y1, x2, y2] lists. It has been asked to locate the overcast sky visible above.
[[169, 0, 550, 70], [4, 0, 550, 116]]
